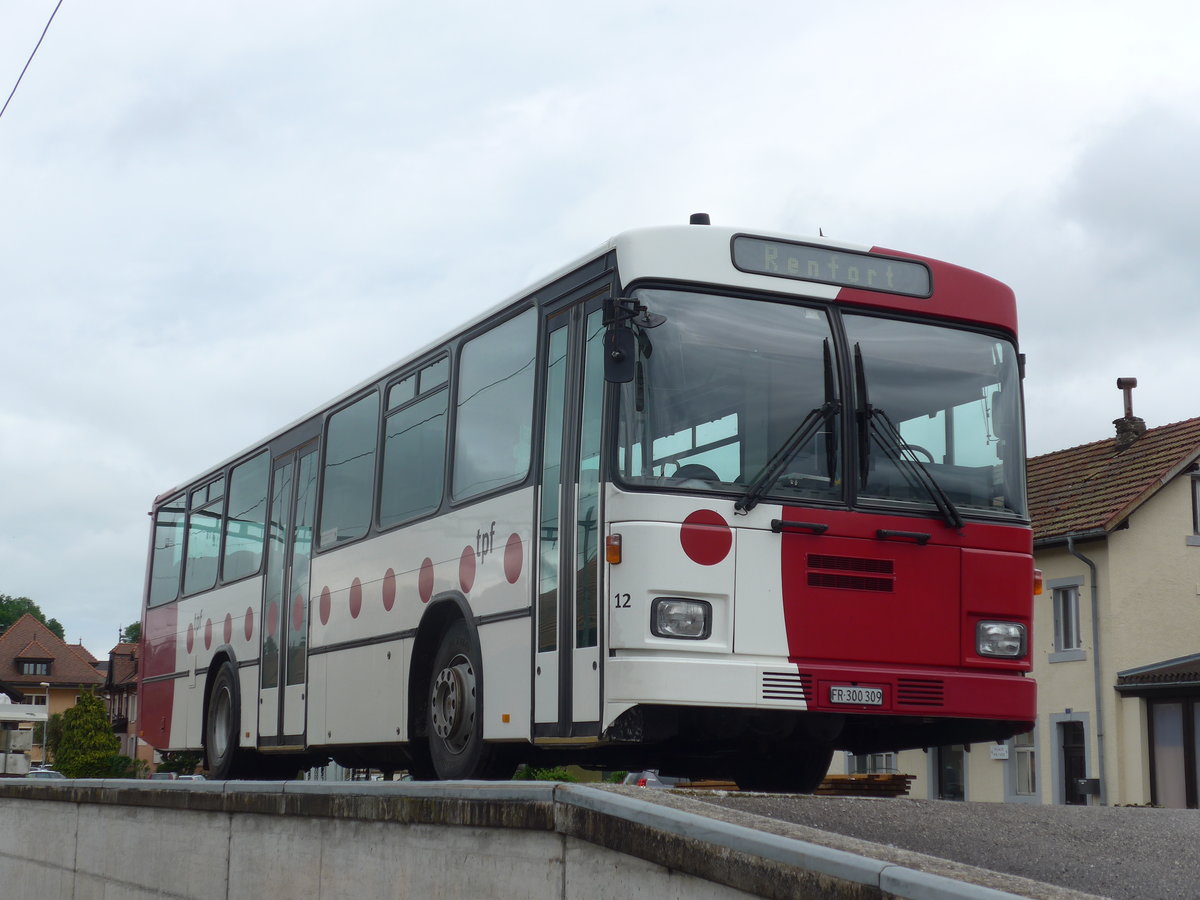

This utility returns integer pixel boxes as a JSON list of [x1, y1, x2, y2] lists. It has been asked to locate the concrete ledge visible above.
[[0, 780, 1078, 899]]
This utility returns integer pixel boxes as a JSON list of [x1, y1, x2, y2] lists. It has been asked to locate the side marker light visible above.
[[606, 533, 622, 564]]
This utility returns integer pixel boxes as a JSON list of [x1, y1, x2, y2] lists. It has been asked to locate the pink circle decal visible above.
[[504, 533, 522, 584], [223, 613, 233, 645], [382, 568, 396, 611], [266, 601, 279, 638], [319, 586, 332, 625], [204, 618, 213, 651], [349, 578, 363, 619], [292, 594, 305, 631], [186, 623, 195, 654], [680, 509, 733, 566], [459, 545, 476, 593], [244, 607, 254, 641], [419, 558, 434, 604]]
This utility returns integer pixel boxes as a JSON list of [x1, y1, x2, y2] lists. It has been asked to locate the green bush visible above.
[[511, 765, 578, 782], [54, 692, 119, 778]]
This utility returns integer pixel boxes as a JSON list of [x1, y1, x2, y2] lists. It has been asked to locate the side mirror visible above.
[[604, 329, 636, 383]]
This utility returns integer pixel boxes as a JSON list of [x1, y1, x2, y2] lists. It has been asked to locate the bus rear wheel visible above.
[[205, 662, 242, 780], [426, 621, 510, 780]]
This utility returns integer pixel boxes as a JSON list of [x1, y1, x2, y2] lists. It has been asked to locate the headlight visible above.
[[651, 598, 711, 640], [977, 621, 1026, 658]]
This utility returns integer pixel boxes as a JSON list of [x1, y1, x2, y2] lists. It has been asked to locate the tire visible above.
[[735, 744, 834, 794], [205, 662, 242, 780], [426, 621, 510, 779]]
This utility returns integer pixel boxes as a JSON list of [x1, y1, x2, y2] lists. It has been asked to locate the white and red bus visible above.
[[138, 218, 1035, 790]]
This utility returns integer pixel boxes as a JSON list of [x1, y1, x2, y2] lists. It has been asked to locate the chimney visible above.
[[1114, 377, 1147, 451]]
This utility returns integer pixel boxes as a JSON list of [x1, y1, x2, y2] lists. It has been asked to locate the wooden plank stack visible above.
[[813, 773, 915, 797]]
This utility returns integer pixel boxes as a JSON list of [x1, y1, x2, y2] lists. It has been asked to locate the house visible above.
[[0, 614, 104, 765], [829, 382, 1200, 807], [105, 642, 155, 768], [1024, 383, 1200, 808]]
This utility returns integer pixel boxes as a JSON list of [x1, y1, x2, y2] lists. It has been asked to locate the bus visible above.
[[138, 217, 1035, 790]]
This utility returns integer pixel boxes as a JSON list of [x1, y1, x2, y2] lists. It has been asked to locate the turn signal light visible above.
[[1033, 568, 1044, 596], [606, 533, 622, 564]]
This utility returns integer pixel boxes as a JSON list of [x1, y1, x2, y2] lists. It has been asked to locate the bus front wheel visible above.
[[205, 662, 241, 780], [426, 621, 507, 779]]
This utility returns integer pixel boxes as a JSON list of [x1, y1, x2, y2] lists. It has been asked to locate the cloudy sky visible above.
[[2, 1, 1198, 656]]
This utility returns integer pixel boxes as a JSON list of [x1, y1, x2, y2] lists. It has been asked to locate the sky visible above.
[[2, 0, 1198, 657]]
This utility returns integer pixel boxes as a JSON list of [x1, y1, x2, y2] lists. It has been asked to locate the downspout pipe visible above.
[[1066, 534, 1107, 806]]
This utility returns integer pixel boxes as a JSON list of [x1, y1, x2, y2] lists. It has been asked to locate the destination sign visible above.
[[732, 236, 931, 298]]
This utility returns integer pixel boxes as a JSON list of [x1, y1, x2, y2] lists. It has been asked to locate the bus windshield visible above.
[[845, 313, 1026, 520], [616, 289, 843, 504], [614, 288, 1027, 521]]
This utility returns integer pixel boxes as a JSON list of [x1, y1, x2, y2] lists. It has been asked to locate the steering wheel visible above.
[[903, 444, 935, 464], [673, 463, 720, 482]]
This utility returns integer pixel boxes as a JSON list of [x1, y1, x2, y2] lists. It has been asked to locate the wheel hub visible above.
[[431, 654, 476, 754]]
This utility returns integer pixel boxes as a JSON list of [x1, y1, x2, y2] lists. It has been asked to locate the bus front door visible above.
[[535, 300, 606, 738], [258, 444, 318, 748]]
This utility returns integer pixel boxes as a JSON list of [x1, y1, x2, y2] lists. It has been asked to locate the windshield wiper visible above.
[[853, 344, 964, 530], [736, 340, 839, 515]]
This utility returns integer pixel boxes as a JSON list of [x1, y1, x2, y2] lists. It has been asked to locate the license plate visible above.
[[829, 685, 883, 706]]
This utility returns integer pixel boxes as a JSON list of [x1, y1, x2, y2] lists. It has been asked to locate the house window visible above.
[[1013, 730, 1037, 795], [849, 752, 897, 774], [1054, 586, 1080, 651], [1190, 475, 1200, 546], [19, 661, 49, 676], [1148, 698, 1200, 808]]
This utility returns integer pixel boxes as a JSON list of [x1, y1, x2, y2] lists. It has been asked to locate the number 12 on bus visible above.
[[139, 219, 1035, 791]]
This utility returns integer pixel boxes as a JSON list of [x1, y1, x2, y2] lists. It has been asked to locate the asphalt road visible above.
[[631, 790, 1199, 900]]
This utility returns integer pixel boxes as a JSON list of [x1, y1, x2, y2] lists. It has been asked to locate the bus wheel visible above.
[[427, 621, 499, 779], [735, 744, 834, 794], [205, 662, 241, 780]]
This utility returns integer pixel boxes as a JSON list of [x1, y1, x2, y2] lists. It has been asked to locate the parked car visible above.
[[25, 768, 66, 779], [176, 774, 206, 781], [149, 772, 178, 780], [622, 770, 688, 788]]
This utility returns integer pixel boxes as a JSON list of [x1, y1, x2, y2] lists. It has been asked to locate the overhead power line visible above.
[[0, 0, 66, 123]]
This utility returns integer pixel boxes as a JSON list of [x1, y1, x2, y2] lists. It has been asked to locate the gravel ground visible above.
[[661, 791, 1199, 900]]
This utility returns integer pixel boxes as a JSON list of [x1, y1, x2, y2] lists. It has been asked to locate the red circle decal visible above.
[[349, 578, 363, 619], [186, 623, 195, 654], [459, 545, 476, 593], [382, 568, 396, 611], [319, 586, 331, 626], [292, 594, 305, 631], [419, 558, 434, 603], [244, 607, 254, 642], [680, 509, 733, 566], [504, 533, 522, 584], [266, 601, 279, 638], [204, 618, 213, 651], [223, 613, 233, 645]]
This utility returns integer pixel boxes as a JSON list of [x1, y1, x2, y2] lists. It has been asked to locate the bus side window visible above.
[[148, 496, 186, 607], [452, 308, 537, 500], [319, 392, 380, 548], [222, 451, 270, 581]]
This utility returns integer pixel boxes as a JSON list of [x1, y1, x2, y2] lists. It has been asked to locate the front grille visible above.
[[807, 554, 895, 592], [762, 670, 813, 703], [896, 677, 945, 707]]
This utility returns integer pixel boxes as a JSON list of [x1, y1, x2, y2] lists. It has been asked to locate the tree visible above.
[[0, 594, 65, 639], [53, 691, 118, 778], [119, 621, 141, 644], [156, 751, 201, 775]]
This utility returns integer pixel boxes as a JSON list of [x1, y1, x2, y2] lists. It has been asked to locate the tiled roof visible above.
[[17, 639, 55, 660], [1116, 652, 1200, 693], [106, 643, 138, 690], [0, 614, 104, 688], [1028, 417, 1200, 544]]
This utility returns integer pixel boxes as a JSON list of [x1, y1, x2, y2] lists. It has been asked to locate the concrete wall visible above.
[[0, 780, 1044, 900]]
